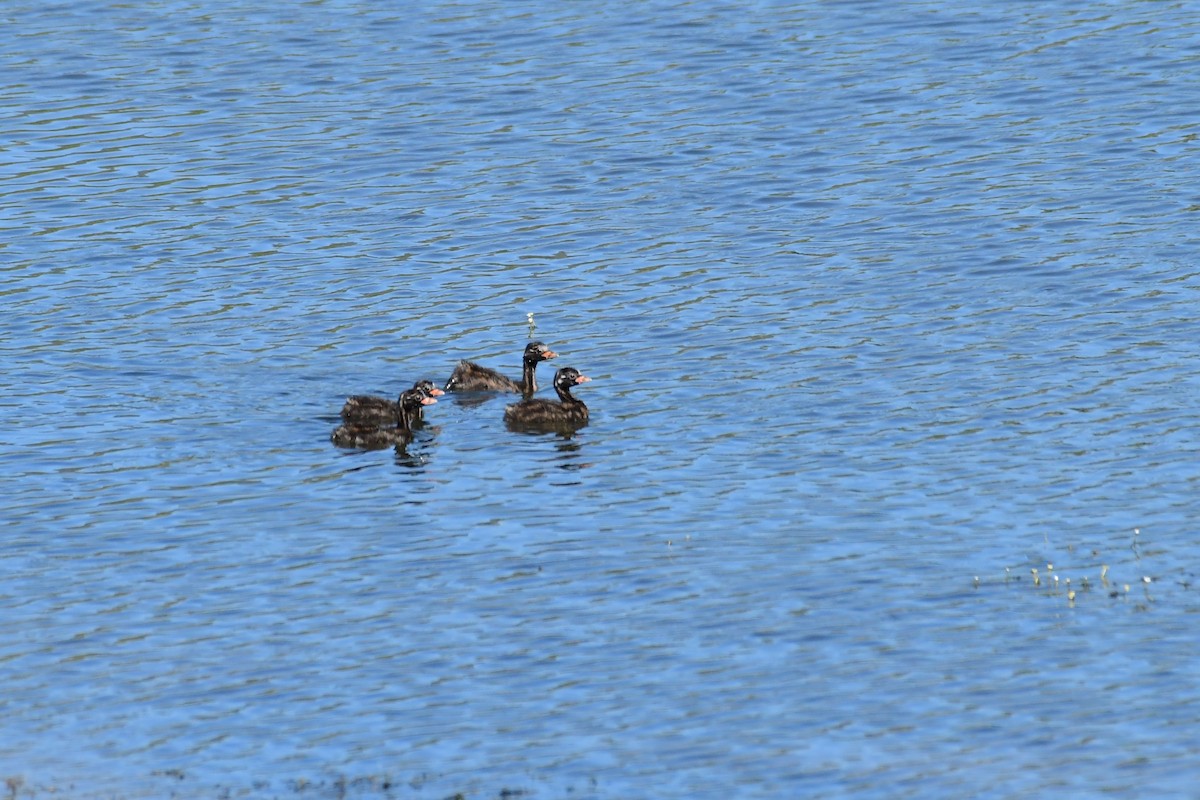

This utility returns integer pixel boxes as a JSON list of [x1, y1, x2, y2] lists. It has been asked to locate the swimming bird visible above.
[[340, 379, 444, 426], [503, 366, 591, 427], [331, 389, 436, 449], [444, 341, 557, 395]]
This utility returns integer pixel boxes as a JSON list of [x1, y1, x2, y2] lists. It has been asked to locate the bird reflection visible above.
[[553, 435, 591, 472], [445, 393, 498, 411], [392, 448, 429, 470]]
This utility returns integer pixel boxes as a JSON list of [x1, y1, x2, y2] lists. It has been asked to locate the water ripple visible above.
[[4, 0, 1200, 797]]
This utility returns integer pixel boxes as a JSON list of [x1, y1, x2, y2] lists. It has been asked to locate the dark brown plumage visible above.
[[331, 389, 436, 449], [444, 342, 557, 394], [340, 380, 444, 426], [503, 367, 591, 427]]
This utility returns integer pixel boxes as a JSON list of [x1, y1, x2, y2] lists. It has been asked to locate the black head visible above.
[[412, 379, 445, 398], [523, 341, 558, 363], [399, 388, 437, 411], [553, 366, 591, 391]]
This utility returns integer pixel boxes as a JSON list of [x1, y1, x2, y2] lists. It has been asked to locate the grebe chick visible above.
[[331, 389, 436, 449], [410, 379, 444, 422], [444, 341, 557, 395], [341, 379, 444, 426], [503, 367, 591, 427]]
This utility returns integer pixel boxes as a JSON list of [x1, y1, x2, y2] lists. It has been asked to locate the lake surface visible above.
[[3, 1, 1199, 797]]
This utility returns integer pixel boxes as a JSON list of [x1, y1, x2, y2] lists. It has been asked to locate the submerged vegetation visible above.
[[973, 528, 1184, 611]]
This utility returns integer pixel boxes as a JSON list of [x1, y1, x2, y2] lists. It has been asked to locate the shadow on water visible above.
[[551, 437, 592, 475], [504, 420, 588, 441], [328, 443, 432, 472], [392, 447, 431, 471], [445, 392, 507, 410], [505, 424, 593, 479]]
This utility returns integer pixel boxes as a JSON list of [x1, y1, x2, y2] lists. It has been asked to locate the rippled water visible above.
[[4, 1, 1200, 797]]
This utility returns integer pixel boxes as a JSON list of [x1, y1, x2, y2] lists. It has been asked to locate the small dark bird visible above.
[[503, 366, 591, 427], [331, 389, 436, 449], [340, 379, 444, 426], [444, 341, 557, 395]]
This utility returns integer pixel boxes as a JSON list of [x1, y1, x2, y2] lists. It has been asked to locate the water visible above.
[[3, 1, 1199, 797]]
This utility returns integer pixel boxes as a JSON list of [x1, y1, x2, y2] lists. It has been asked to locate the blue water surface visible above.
[[2, 1, 1199, 798]]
